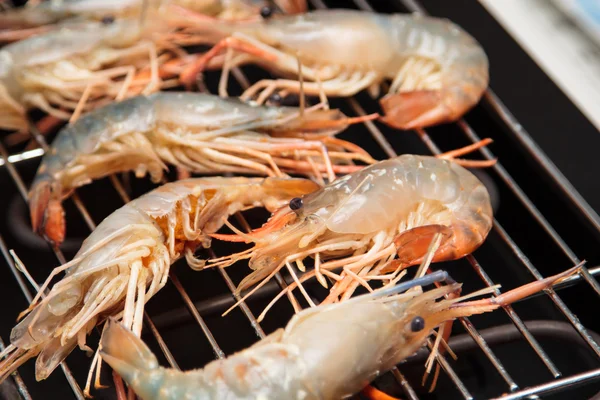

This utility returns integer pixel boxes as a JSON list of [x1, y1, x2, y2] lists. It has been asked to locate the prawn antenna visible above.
[[9, 249, 41, 293], [297, 53, 305, 118], [414, 232, 443, 280], [355, 270, 449, 302]]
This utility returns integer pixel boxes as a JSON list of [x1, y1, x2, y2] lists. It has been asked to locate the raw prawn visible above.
[[99, 266, 581, 400], [0, 0, 307, 43], [0, 177, 318, 392], [179, 9, 489, 130], [211, 152, 493, 312], [0, 15, 171, 133], [29, 91, 376, 245]]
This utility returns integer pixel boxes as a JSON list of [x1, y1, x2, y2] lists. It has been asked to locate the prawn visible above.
[[0, 0, 306, 43], [0, 15, 173, 133], [179, 9, 489, 130], [210, 149, 494, 314], [29, 91, 376, 246], [99, 266, 581, 400], [0, 176, 319, 394]]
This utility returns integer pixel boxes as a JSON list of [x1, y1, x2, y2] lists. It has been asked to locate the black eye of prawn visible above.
[[289, 197, 303, 211], [260, 5, 274, 19], [410, 316, 425, 332], [101, 15, 115, 25]]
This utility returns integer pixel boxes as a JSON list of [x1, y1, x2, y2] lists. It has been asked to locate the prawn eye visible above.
[[268, 92, 282, 105], [260, 5, 274, 19], [410, 316, 425, 332], [101, 15, 115, 24], [289, 197, 303, 211]]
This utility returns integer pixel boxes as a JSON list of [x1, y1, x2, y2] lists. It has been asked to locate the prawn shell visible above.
[[299, 155, 490, 235]]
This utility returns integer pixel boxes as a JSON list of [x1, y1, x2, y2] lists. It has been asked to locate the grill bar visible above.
[[396, 0, 600, 299], [0, 0, 598, 399], [490, 367, 600, 400], [483, 90, 600, 234], [143, 314, 180, 370], [493, 221, 600, 357], [0, 142, 85, 400], [170, 274, 226, 359], [466, 254, 561, 378]]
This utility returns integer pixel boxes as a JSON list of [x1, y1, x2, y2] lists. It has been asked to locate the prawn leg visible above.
[[180, 34, 279, 89], [180, 33, 379, 101], [435, 138, 496, 168]]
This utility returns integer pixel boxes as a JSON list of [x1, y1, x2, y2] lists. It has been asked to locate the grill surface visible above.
[[1, 1, 600, 399]]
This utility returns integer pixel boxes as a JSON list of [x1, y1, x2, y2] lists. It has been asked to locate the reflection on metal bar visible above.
[[0, 148, 43, 167], [490, 368, 600, 400]]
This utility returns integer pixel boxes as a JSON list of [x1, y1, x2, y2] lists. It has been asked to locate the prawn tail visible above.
[[379, 90, 452, 130], [29, 176, 65, 246], [100, 320, 161, 396]]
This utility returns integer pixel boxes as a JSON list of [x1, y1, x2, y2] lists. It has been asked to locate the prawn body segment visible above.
[[29, 91, 374, 245], [183, 9, 489, 129], [2, 177, 318, 385]]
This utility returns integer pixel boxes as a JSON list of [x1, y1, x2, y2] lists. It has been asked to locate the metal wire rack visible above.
[[1, 0, 600, 399]]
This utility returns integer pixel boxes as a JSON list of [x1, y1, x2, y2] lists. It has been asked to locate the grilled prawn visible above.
[[100, 267, 580, 400], [212, 154, 493, 311], [0, 177, 318, 392], [180, 9, 489, 130], [29, 91, 375, 246]]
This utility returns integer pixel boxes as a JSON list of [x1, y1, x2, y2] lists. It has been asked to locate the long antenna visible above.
[[348, 270, 449, 303], [297, 53, 305, 118]]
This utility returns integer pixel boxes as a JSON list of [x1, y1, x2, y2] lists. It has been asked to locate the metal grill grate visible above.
[[1, 0, 600, 399]]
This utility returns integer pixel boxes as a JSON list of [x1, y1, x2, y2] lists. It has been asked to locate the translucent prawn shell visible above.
[[0, 18, 142, 100], [10, 205, 161, 350], [296, 155, 492, 235], [247, 9, 486, 76], [33, 92, 310, 187]]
